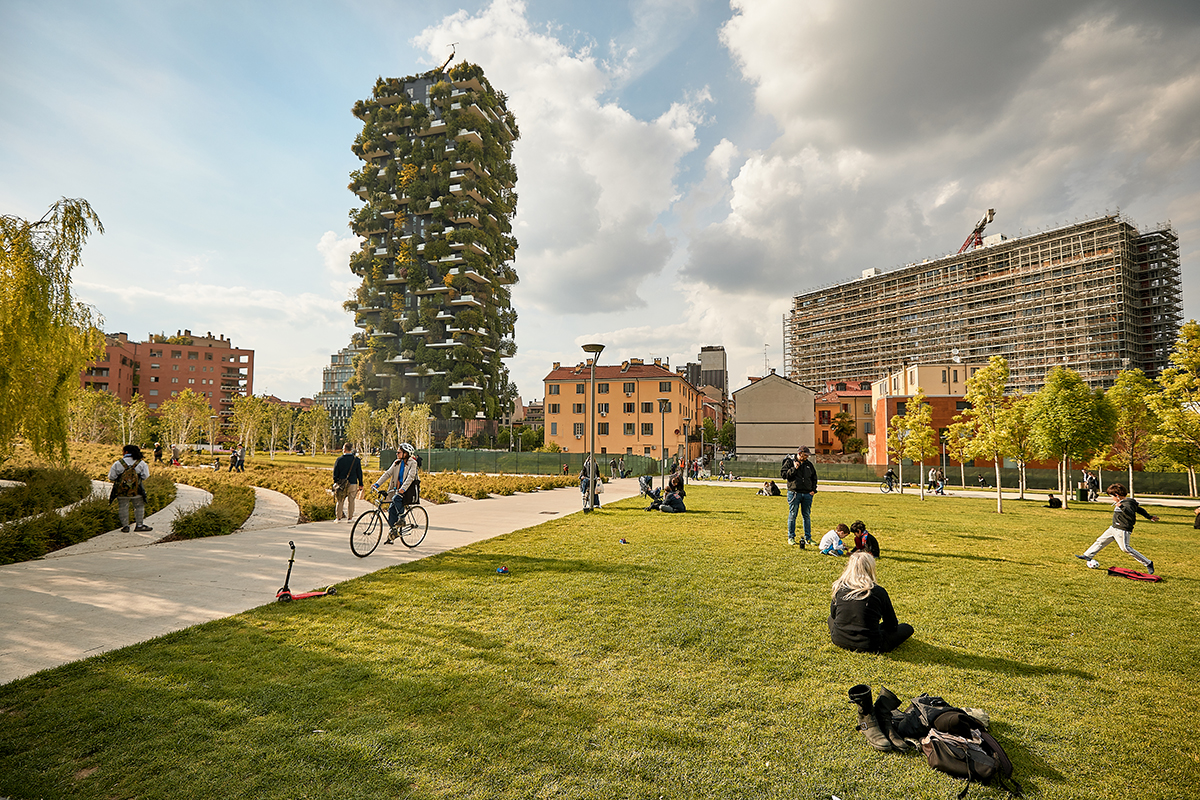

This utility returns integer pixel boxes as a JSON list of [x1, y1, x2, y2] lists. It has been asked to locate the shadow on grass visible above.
[[418, 551, 662, 578], [901, 550, 1039, 566], [889, 639, 1095, 680], [989, 720, 1068, 787]]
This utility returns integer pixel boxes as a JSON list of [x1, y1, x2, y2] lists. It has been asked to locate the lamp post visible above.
[[658, 398, 669, 491], [582, 343, 605, 512], [682, 408, 691, 485]]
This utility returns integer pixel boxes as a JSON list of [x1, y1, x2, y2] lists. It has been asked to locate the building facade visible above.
[[732, 372, 816, 460], [80, 330, 253, 416], [314, 347, 357, 443], [785, 214, 1182, 393], [867, 362, 984, 467], [344, 62, 519, 422], [814, 381, 874, 455], [543, 358, 702, 461]]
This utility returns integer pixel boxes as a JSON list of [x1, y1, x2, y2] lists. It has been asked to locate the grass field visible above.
[[1, 486, 1197, 799]]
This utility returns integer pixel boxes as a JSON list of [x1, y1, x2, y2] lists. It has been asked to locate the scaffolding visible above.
[[784, 215, 1183, 393]]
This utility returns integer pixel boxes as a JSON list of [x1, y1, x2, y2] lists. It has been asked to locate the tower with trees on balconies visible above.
[[343, 61, 519, 421]]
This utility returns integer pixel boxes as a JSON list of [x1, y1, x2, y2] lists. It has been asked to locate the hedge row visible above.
[[0, 475, 176, 566], [0, 467, 94, 523]]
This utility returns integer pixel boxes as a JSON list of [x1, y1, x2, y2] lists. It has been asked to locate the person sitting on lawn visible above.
[[850, 520, 880, 558], [1045, 493, 1062, 509], [757, 480, 782, 497], [828, 552, 913, 653], [659, 473, 687, 513], [820, 524, 849, 555]]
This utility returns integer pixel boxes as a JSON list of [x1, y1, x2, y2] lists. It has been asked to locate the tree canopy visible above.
[[1, 198, 105, 463]]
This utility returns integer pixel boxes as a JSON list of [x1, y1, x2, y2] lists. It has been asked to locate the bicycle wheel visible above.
[[399, 505, 429, 548], [350, 510, 383, 557], [879, 481, 892, 494]]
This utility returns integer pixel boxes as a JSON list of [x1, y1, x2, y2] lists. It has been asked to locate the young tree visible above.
[[885, 413, 910, 493], [1, 198, 106, 464], [229, 395, 266, 455], [116, 393, 152, 447], [718, 420, 736, 452], [889, 389, 939, 499], [1031, 367, 1116, 510], [301, 404, 332, 454], [345, 403, 377, 455], [961, 356, 1012, 512], [1001, 393, 1037, 500], [944, 419, 974, 488], [264, 402, 293, 459], [831, 410, 856, 453], [69, 386, 120, 443], [159, 389, 213, 451], [1148, 321, 1200, 497], [1107, 369, 1158, 496]]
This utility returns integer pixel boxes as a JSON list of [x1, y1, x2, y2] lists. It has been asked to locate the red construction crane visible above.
[[958, 208, 996, 254]]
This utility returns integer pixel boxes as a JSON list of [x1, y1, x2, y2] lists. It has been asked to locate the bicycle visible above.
[[879, 479, 895, 494], [350, 491, 428, 557]]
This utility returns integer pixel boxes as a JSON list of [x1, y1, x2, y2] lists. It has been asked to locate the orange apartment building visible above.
[[80, 329, 254, 416], [868, 361, 982, 467], [543, 358, 703, 461], [814, 381, 875, 455]]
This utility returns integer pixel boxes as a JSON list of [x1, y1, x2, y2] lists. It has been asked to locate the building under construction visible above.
[[783, 214, 1182, 393]]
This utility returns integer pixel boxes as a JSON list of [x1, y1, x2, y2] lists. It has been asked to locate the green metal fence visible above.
[[379, 450, 659, 477], [721, 459, 1196, 496]]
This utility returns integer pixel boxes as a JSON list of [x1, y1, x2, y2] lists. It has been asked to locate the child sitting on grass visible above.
[[819, 523, 849, 555], [850, 520, 880, 558]]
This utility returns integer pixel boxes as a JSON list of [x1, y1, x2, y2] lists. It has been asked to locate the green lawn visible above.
[[1, 487, 1197, 799]]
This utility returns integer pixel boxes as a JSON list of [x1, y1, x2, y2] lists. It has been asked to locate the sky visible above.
[[3, 0, 1199, 404]]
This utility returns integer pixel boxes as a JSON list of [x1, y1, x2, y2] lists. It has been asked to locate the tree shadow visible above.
[[887, 639, 1094, 680]]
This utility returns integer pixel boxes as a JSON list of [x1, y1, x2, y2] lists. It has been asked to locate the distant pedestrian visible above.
[[618, 457, 626, 479], [153, 442, 163, 463], [333, 443, 364, 523], [781, 445, 818, 547], [1076, 483, 1158, 574], [609, 457, 617, 478], [108, 444, 152, 533], [236, 445, 246, 472], [228, 447, 239, 472]]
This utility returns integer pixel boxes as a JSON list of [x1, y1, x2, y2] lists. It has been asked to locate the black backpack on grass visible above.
[[921, 711, 1022, 798]]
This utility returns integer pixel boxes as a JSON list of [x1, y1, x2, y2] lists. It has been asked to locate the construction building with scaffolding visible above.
[[783, 214, 1182, 393]]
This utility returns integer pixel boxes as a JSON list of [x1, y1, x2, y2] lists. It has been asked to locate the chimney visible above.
[[552, 361, 560, 370]]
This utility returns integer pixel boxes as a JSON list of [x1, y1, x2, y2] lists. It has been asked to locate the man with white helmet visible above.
[[372, 442, 420, 543]]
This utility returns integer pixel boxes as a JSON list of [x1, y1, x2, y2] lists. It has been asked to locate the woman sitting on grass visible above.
[[828, 552, 913, 653]]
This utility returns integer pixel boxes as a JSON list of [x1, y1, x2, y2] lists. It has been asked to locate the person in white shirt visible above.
[[819, 523, 849, 556]]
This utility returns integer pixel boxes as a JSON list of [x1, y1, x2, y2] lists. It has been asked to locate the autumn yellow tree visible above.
[[1, 198, 105, 463]]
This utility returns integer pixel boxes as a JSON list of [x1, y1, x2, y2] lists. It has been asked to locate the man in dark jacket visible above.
[[782, 445, 818, 547], [333, 443, 364, 522]]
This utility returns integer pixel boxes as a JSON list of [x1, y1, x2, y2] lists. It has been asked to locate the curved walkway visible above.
[[0, 480, 643, 685], [42, 483, 213, 559], [238, 486, 300, 531]]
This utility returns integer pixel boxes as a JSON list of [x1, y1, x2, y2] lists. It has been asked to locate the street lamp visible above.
[[582, 343, 605, 512], [658, 397, 669, 491], [682, 407, 691, 485]]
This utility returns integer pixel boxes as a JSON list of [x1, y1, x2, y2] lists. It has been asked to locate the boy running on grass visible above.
[[1076, 483, 1158, 574]]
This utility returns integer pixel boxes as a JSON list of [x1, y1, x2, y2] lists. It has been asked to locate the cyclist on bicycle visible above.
[[884, 467, 897, 490], [372, 442, 419, 543]]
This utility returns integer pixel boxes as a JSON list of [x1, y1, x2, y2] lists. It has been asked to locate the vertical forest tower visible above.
[[345, 62, 519, 420]]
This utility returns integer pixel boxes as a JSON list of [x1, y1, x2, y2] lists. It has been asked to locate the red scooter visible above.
[[276, 541, 337, 602]]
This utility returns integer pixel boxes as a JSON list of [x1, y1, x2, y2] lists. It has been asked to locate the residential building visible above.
[[314, 347, 358, 443], [344, 61, 519, 423], [543, 358, 702, 461], [732, 371, 816, 460], [523, 400, 544, 428], [784, 214, 1183, 393], [80, 329, 253, 415], [699, 345, 729, 398], [814, 380, 874, 455], [868, 361, 985, 467]]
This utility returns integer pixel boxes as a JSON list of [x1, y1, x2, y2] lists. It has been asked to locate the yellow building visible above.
[[543, 358, 702, 461]]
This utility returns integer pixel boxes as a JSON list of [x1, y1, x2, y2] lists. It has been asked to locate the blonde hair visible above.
[[831, 552, 878, 601]]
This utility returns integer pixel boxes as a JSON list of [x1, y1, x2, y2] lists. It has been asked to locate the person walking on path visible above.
[[333, 443, 364, 522], [828, 552, 913, 653], [153, 442, 163, 463], [108, 444, 152, 533], [1076, 483, 1158, 573], [235, 444, 246, 472], [782, 445, 818, 547]]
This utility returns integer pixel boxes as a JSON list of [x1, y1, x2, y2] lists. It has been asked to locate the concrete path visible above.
[[0, 480, 642, 685], [43, 484, 213, 559], [239, 486, 300, 531]]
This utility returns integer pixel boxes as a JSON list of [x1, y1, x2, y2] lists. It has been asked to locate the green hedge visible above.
[[0, 474, 176, 566], [166, 484, 257, 541], [0, 467, 93, 523]]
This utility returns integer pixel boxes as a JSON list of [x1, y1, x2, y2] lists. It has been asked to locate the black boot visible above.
[[848, 684, 894, 752], [874, 686, 913, 752]]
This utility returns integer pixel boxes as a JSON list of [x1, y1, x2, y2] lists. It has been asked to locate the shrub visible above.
[[0, 467, 93, 522], [165, 483, 256, 541]]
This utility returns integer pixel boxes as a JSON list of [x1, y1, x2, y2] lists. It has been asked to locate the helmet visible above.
[[399, 443, 416, 455]]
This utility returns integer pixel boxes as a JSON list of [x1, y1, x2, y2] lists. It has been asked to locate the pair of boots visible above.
[[848, 684, 912, 753]]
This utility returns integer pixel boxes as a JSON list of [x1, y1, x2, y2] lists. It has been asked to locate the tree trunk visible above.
[[1128, 463, 1135, 498], [1018, 461, 1026, 500], [960, 463, 966, 488], [1064, 454, 1072, 510], [898, 461, 904, 494], [994, 457, 1003, 513], [919, 462, 926, 500]]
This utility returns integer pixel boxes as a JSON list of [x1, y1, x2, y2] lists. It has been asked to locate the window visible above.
[[863, 421, 874, 435], [597, 383, 609, 394], [941, 369, 947, 383], [623, 382, 635, 393], [573, 423, 584, 437], [598, 403, 609, 414], [188, 352, 198, 360], [150, 363, 160, 370], [550, 423, 557, 435], [149, 376, 159, 383], [623, 423, 635, 435], [835, 382, 847, 391], [205, 353, 213, 360], [641, 402, 654, 413], [188, 379, 195, 384], [863, 403, 871, 414], [171, 378, 179, 384], [172, 350, 182, 358], [572, 403, 585, 414], [549, 404, 560, 413], [956, 401, 970, 411], [660, 401, 672, 413], [659, 381, 671, 392], [598, 423, 609, 435], [149, 349, 162, 357], [642, 423, 654, 436], [819, 410, 831, 425], [644, 447, 651, 454], [172, 365, 179, 371], [896, 402, 907, 416], [548, 384, 560, 395], [149, 390, 158, 396], [189, 366, 196, 372], [576, 383, 585, 394], [821, 430, 830, 444], [953, 370, 958, 382], [623, 403, 635, 413], [148, 403, 158, 410]]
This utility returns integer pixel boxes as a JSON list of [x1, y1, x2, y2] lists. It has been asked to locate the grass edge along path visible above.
[[1, 487, 1196, 798]]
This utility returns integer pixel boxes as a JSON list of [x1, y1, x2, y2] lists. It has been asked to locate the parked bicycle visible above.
[[350, 491, 428, 557]]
